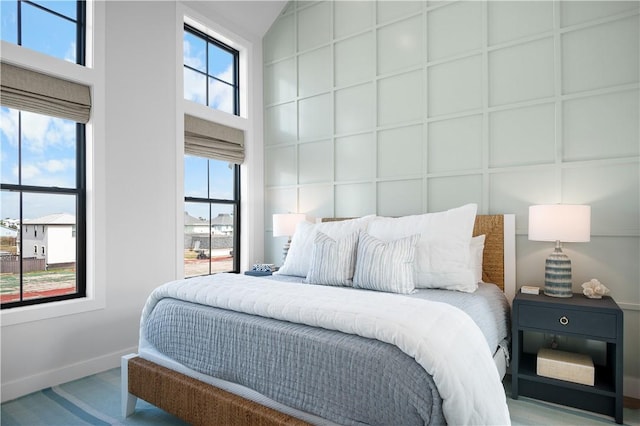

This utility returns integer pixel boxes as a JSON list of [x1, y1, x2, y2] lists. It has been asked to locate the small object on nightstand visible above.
[[252, 263, 276, 273], [537, 348, 594, 386], [581, 278, 610, 299], [521, 285, 540, 295]]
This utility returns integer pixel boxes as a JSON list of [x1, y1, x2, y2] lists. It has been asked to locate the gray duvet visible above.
[[142, 281, 509, 426]]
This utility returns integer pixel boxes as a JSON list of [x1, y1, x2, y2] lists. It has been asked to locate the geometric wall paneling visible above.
[[377, 15, 423, 75], [297, 1, 331, 52], [563, 90, 640, 162], [299, 140, 333, 184], [335, 83, 374, 134], [265, 145, 297, 186], [298, 93, 332, 141], [335, 133, 375, 182], [264, 58, 296, 105], [561, 15, 639, 94], [377, 179, 423, 217], [377, 70, 424, 126], [298, 46, 332, 97], [263, 13, 294, 63], [489, 169, 557, 224], [428, 114, 482, 173], [562, 163, 640, 236], [377, 1, 422, 25], [378, 124, 423, 178], [489, 103, 556, 167], [335, 183, 376, 218], [265, 102, 297, 144], [428, 54, 482, 117], [299, 184, 334, 219], [489, 37, 555, 106], [427, 174, 483, 213], [488, 1, 554, 46], [264, 187, 298, 224], [334, 1, 374, 39], [334, 32, 374, 88], [561, 1, 639, 28], [427, 1, 482, 61]]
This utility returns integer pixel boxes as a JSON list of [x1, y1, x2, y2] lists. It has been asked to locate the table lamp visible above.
[[528, 204, 591, 297], [273, 213, 305, 264]]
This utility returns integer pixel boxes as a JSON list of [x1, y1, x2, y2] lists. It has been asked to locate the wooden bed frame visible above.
[[122, 214, 516, 426]]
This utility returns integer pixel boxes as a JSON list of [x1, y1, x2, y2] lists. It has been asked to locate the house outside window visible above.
[[0, 1, 87, 309], [182, 23, 242, 278]]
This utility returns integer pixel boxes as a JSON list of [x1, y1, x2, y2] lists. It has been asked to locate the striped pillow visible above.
[[353, 232, 420, 294], [305, 231, 358, 286]]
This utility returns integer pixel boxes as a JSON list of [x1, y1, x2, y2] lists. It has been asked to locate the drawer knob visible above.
[[559, 316, 569, 325]]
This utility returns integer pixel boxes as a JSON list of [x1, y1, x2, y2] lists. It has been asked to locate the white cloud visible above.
[[41, 158, 75, 173], [21, 111, 75, 154], [184, 39, 204, 70], [0, 108, 19, 146], [65, 41, 76, 63], [20, 164, 41, 180], [209, 64, 235, 114]]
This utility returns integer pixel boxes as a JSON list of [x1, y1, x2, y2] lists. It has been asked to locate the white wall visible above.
[[262, 1, 639, 397], [1, 0, 265, 402]]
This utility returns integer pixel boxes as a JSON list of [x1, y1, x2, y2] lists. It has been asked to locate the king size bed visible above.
[[122, 205, 516, 425]]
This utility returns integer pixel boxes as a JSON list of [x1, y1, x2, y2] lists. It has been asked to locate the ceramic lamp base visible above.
[[544, 246, 573, 298]]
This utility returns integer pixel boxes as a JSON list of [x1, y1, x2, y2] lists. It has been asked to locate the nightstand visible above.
[[244, 270, 272, 277], [511, 292, 624, 424]]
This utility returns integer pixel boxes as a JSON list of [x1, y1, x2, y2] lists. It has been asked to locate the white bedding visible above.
[[140, 273, 511, 425]]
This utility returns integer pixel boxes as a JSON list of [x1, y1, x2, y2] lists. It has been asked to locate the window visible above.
[[1, 0, 86, 65], [0, 1, 87, 310], [183, 24, 239, 116], [184, 156, 240, 277], [0, 107, 86, 308]]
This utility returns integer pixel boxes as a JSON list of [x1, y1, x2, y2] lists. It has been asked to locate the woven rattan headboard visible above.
[[320, 214, 514, 294]]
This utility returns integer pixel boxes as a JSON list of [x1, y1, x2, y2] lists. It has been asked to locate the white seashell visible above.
[[581, 279, 609, 299]]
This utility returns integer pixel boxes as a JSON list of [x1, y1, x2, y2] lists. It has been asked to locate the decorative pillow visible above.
[[470, 234, 485, 283], [353, 232, 420, 294], [276, 215, 376, 278], [366, 203, 478, 292], [306, 231, 358, 286]]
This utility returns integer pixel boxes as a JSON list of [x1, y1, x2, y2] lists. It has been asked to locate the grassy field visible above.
[[0, 268, 76, 303]]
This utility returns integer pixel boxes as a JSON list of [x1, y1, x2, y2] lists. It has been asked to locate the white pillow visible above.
[[306, 231, 358, 286], [366, 203, 478, 292], [470, 234, 485, 283], [276, 215, 376, 278], [353, 232, 419, 294]]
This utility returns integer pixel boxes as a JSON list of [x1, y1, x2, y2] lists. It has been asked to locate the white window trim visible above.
[[1, 0, 106, 326]]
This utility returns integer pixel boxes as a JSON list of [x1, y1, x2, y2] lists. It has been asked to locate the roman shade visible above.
[[184, 114, 245, 164], [0, 61, 91, 124]]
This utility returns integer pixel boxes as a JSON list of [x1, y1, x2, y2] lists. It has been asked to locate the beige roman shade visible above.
[[0, 61, 91, 124], [184, 114, 245, 164]]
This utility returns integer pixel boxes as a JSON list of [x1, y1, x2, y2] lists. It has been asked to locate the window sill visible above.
[[1, 295, 105, 326]]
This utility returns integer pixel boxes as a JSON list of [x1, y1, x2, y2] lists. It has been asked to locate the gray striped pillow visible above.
[[353, 232, 419, 294], [305, 231, 358, 286]]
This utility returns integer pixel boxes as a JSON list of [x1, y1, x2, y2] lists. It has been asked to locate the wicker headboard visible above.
[[320, 214, 515, 297]]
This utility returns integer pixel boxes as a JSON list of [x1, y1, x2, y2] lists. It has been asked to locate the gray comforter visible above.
[[142, 281, 509, 426]]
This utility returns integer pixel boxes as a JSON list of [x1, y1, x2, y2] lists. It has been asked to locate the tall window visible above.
[[184, 157, 240, 277], [0, 108, 86, 308], [0, 1, 87, 309], [182, 23, 243, 278], [183, 24, 239, 116], [1, 0, 86, 65]]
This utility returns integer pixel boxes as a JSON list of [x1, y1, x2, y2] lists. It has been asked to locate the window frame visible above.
[[183, 23, 240, 116], [8, 0, 87, 65], [1, 113, 87, 309]]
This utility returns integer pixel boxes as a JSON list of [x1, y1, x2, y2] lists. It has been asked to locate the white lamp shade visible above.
[[273, 213, 305, 237], [528, 204, 591, 242]]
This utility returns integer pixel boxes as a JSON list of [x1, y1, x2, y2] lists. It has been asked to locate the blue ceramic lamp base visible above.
[[544, 244, 573, 298]]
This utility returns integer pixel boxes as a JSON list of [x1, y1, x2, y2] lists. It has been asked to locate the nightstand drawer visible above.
[[518, 304, 617, 339]]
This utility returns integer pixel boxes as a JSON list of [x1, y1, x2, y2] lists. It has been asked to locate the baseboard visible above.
[[1, 346, 137, 403]]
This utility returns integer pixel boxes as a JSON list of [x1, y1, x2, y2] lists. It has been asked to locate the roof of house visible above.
[[23, 213, 75, 225]]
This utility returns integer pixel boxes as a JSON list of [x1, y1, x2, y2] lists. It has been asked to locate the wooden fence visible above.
[[0, 256, 46, 273]]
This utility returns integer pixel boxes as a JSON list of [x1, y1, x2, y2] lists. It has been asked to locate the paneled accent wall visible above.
[[263, 0, 639, 394]]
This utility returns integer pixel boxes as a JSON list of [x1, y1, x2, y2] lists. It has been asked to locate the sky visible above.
[[1, 2, 237, 222]]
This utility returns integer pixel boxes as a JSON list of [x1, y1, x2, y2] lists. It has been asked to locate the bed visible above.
[[122, 205, 516, 426]]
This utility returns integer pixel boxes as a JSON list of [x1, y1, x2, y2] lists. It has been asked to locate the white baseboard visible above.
[[1, 346, 137, 403]]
